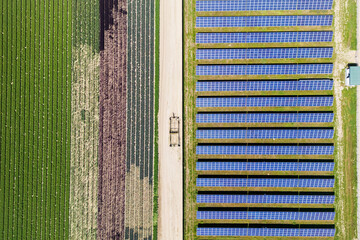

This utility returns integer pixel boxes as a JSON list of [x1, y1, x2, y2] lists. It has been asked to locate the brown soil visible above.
[[98, 0, 127, 239]]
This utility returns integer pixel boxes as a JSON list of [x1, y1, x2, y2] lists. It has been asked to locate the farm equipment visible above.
[[170, 113, 180, 147]]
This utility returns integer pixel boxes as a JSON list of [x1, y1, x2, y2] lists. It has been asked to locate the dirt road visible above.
[[158, 0, 183, 239]]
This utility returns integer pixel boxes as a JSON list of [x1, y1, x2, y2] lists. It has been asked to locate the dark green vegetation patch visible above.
[[0, 0, 72, 239]]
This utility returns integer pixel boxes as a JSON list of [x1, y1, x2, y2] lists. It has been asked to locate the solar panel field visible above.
[[184, 0, 357, 239], [0, 0, 72, 239]]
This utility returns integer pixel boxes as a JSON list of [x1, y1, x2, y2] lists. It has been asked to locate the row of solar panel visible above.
[[196, 80, 333, 92], [196, 15, 333, 28], [196, 47, 333, 59], [196, 178, 335, 188], [197, 211, 335, 220], [196, 96, 333, 108], [196, 129, 334, 139], [196, 64, 333, 75], [196, 113, 334, 123], [196, 145, 334, 155], [196, 31, 333, 43], [196, 0, 334, 11], [196, 162, 334, 172], [197, 194, 335, 204], [197, 228, 335, 237]]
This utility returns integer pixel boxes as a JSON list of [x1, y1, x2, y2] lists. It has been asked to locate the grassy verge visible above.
[[153, 0, 160, 238], [332, 0, 358, 238], [184, 0, 200, 238], [343, 0, 357, 50], [335, 87, 357, 239]]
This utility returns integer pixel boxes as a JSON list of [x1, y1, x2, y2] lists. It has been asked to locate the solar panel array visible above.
[[196, 80, 333, 92], [196, 194, 335, 204], [197, 228, 336, 237], [196, 64, 333, 75], [196, 31, 333, 44], [196, 129, 334, 139], [190, 0, 336, 236], [196, 178, 335, 188], [196, 15, 333, 28], [197, 145, 334, 155], [196, 48, 333, 59], [196, 162, 335, 172], [197, 211, 335, 220], [196, 96, 333, 108], [196, 113, 334, 123], [196, 0, 334, 11]]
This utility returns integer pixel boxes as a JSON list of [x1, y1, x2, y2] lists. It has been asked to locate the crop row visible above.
[[0, 0, 71, 239], [69, 0, 100, 239], [125, 0, 156, 239]]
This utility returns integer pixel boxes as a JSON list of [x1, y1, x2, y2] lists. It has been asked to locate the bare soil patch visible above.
[[98, 0, 127, 239]]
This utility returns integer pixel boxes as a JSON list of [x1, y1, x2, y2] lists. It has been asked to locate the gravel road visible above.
[[158, 0, 183, 239]]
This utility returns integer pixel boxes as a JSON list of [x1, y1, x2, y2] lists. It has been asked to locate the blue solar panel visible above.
[[196, 194, 335, 204], [196, 31, 333, 44], [196, 178, 335, 188], [196, 145, 334, 155], [197, 211, 335, 220], [196, 64, 333, 75], [196, 0, 334, 11], [197, 228, 336, 237], [196, 48, 333, 59], [196, 80, 334, 92], [196, 96, 333, 108], [196, 162, 335, 172], [196, 15, 333, 28], [196, 113, 334, 123], [196, 129, 334, 139]]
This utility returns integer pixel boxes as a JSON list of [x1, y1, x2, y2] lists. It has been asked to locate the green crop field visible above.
[[0, 0, 72, 239]]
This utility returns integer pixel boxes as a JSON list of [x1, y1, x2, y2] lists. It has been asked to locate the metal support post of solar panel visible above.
[[186, 0, 337, 238]]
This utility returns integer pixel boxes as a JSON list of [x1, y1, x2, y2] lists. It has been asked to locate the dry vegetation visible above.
[[125, 166, 153, 239], [70, 44, 99, 240]]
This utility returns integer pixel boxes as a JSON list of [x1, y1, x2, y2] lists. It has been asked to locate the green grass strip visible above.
[[153, 0, 160, 239]]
